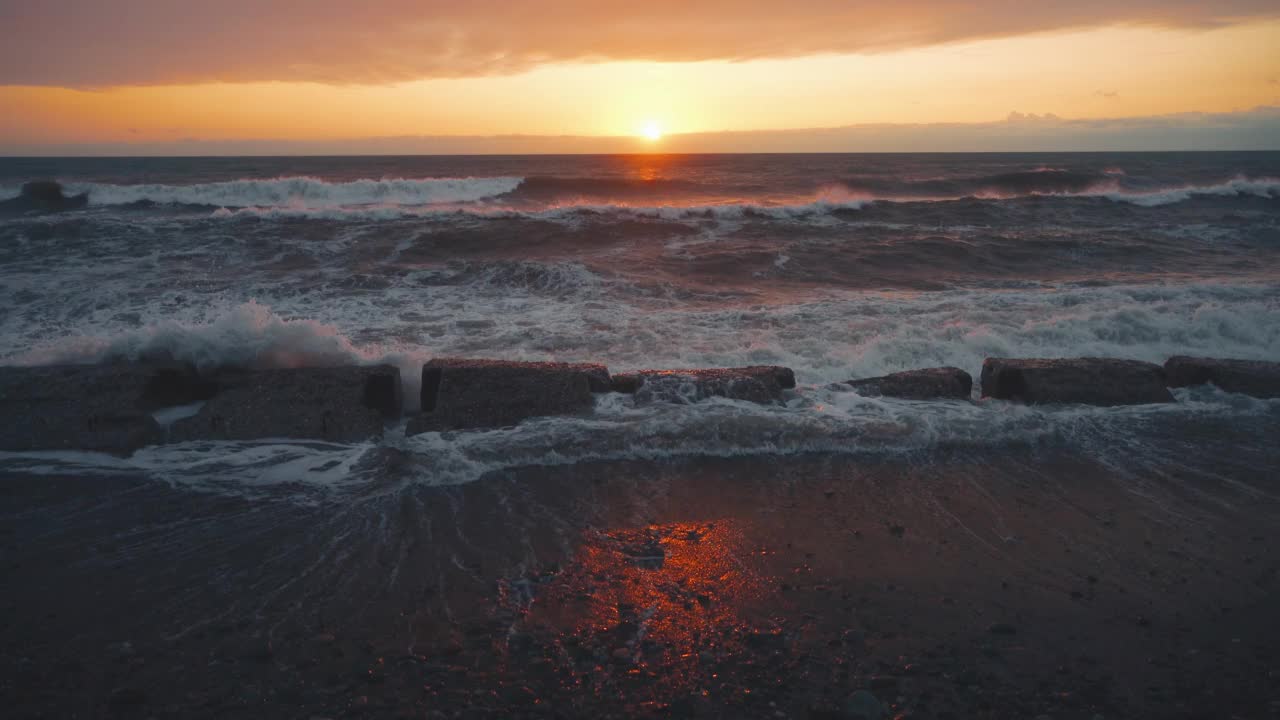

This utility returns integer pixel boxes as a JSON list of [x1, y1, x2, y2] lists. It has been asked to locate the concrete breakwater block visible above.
[[0, 363, 401, 452], [846, 367, 973, 400], [980, 357, 1173, 406], [1164, 356, 1280, 398], [169, 365, 402, 443], [609, 366, 796, 406], [0, 364, 173, 454], [408, 359, 609, 433]]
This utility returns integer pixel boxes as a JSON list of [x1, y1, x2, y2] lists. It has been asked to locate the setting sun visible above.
[[642, 121, 663, 141]]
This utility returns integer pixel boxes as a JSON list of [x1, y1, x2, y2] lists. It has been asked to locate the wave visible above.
[[409, 260, 609, 297], [842, 169, 1115, 199], [207, 197, 873, 222], [1095, 176, 1280, 206], [12, 302, 450, 414], [193, 176, 1280, 220], [62, 176, 523, 208], [7, 172, 1274, 218], [501, 175, 705, 201], [840, 171, 1280, 205], [13, 301, 372, 369]]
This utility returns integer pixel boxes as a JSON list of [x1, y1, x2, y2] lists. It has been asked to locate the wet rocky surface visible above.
[[1, 435, 1278, 719]]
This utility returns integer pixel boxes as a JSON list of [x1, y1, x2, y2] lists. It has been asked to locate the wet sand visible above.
[[1, 436, 1278, 719]]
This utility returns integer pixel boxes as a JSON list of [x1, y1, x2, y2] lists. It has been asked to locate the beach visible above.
[[4, 406, 1278, 718]]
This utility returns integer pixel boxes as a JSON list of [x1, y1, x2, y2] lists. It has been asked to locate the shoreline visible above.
[[2, 437, 1277, 719]]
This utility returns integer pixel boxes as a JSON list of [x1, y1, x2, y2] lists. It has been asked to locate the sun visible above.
[[641, 121, 663, 141]]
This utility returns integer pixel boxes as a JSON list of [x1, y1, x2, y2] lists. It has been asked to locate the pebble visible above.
[[845, 690, 885, 720], [108, 687, 147, 708], [869, 675, 899, 690], [842, 630, 866, 648]]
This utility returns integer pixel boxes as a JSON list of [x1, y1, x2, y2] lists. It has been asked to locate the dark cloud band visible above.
[[2, 0, 1277, 86]]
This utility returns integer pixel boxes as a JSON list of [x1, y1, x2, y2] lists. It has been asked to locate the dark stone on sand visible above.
[[845, 690, 886, 719], [0, 181, 89, 214], [1164, 356, 1280, 398], [0, 364, 168, 454], [169, 365, 401, 443], [868, 675, 899, 690], [108, 686, 147, 709], [410, 358, 603, 432], [980, 357, 1174, 406], [610, 365, 795, 406], [847, 367, 972, 400]]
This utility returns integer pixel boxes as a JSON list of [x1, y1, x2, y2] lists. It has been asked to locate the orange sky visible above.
[[1, 2, 1278, 152]]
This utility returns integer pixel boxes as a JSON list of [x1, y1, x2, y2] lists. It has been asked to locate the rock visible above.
[[169, 365, 401, 442], [611, 366, 795, 405], [610, 373, 642, 394], [844, 690, 885, 720], [108, 686, 147, 709], [1164, 356, 1280, 398], [410, 358, 603, 432], [980, 357, 1174, 406], [0, 364, 169, 454], [987, 623, 1017, 635], [0, 180, 90, 214], [2, 363, 401, 451], [847, 367, 972, 400], [868, 675, 899, 690], [570, 363, 614, 393]]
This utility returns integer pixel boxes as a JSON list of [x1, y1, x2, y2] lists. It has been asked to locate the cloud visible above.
[[5, 107, 1276, 155], [1, 1, 1277, 86], [1095, 90, 1120, 98]]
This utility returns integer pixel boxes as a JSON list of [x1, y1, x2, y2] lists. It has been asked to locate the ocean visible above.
[[2, 153, 1280, 717], [1, 152, 1278, 489]]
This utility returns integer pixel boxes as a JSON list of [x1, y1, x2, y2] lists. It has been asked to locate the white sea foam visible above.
[[13, 301, 368, 369], [1094, 176, 1280, 206], [201, 197, 873, 222], [66, 176, 523, 208], [7, 175, 1276, 216], [10, 282, 1279, 386], [10, 302, 432, 410], [2, 383, 1275, 494], [180, 176, 1278, 220]]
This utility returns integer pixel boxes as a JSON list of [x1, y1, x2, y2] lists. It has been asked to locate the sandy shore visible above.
[[2, 433, 1278, 719]]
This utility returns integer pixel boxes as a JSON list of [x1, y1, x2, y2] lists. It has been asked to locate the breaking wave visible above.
[[206, 197, 872, 222], [10, 302, 435, 410], [841, 169, 1114, 198], [13, 301, 371, 370], [839, 172, 1280, 205], [65, 176, 524, 208], [500, 175, 705, 202], [4, 172, 1274, 217], [1095, 176, 1280, 206]]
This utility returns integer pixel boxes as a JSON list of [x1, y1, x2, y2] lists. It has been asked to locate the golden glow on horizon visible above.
[[0, 21, 1277, 150], [642, 121, 663, 141]]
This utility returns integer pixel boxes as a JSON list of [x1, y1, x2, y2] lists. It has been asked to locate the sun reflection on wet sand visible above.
[[501, 520, 787, 706]]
